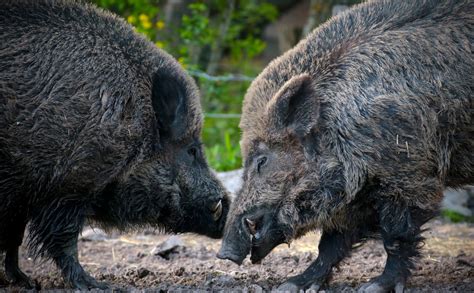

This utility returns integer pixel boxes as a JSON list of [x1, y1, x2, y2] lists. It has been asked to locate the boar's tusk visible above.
[[245, 218, 256, 235], [212, 200, 223, 221]]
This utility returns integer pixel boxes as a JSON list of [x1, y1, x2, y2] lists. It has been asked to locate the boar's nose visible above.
[[217, 220, 251, 265], [209, 199, 223, 221], [216, 247, 244, 265]]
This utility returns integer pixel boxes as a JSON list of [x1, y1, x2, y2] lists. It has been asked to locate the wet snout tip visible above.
[[216, 249, 243, 265]]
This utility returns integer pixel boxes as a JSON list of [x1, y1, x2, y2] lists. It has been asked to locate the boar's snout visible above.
[[191, 192, 230, 239], [217, 220, 251, 265], [218, 208, 290, 265], [216, 247, 245, 265]]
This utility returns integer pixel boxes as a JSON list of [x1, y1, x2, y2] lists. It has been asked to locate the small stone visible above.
[[249, 284, 263, 293], [216, 169, 243, 196], [456, 258, 473, 267], [175, 267, 185, 276], [137, 268, 151, 279], [214, 275, 235, 286], [292, 255, 300, 264], [442, 188, 472, 216], [80, 228, 108, 241], [151, 236, 184, 259]]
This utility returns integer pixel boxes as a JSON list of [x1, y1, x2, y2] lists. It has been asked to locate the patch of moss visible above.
[[441, 209, 474, 223]]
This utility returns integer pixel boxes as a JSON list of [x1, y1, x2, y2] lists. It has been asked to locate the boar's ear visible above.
[[151, 72, 187, 139], [265, 74, 320, 137]]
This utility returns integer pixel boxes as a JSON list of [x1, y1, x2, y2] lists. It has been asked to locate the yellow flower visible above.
[[142, 21, 152, 29], [178, 57, 187, 68], [127, 15, 136, 24], [139, 14, 149, 23], [156, 21, 165, 30], [155, 41, 164, 48]]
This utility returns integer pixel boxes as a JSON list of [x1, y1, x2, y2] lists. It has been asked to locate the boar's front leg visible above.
[[29, 200, 108, 290], [5, 247, 36, 289], [4, 219, 36, 289], [358, 199, 431, 293], [278, 229, 360, 292]]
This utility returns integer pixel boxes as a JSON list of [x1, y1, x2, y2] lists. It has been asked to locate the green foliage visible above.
[[199, 78, 252, 171], [224, 1, 277, 62], [178, 2, 214, 68], [204, 124, 241, 171], [176, 1, 275, 171], [180, 3, 212, 44], [177, 1, 277, 68], [92, 0, 164, 44], [442, 210, 474, 223]]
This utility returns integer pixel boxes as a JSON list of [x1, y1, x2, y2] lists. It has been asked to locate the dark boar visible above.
[[0, 0, 229, 289], [218, 0, 473, 292]]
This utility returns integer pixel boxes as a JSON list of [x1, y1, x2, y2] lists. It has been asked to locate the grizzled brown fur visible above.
[[0, 0, 229, 290], [219, 0, 473, 292]]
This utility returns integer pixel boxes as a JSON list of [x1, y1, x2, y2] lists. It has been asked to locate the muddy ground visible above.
[[0, 219, 472, 292]]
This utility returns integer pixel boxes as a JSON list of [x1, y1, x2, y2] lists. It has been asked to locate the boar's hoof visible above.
[[358, 279, 405, 293], [276, 281, 301, 292], [277, 277, 324, 292], [307, 283, 321, 292], [276, 282, 321, 292], [5, 269, 36, 289], [69, 272, 109, 290]]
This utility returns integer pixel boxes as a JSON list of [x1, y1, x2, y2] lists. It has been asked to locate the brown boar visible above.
[[218, 0, 473, 292], [0, 0, 229, 289]]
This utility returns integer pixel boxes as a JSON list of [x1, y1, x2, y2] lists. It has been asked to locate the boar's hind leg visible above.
[[278, 229, 362, 292], [4, 220, 36, 289], [29, 202, 108, 290], [359, 200, 431, 293]]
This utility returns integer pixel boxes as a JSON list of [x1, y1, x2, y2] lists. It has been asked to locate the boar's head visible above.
[[98, 63, 229, 239], [218, 74, 350, 264]]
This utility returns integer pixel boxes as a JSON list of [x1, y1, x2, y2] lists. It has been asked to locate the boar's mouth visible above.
[[217, 220, 251, 265], [210, 199, 223, 221], [249, 228, 286, 264], [217, 230, 286, 265], [217, 214, 287, 265], [216, 235, 250, 265]]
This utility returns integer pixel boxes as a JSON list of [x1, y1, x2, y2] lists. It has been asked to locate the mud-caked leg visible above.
[[359, 200, 430, 293], [278, 229, 361, 292], [29, 201, 108, 290]]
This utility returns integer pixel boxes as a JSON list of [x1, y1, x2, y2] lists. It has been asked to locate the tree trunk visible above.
[[302, 0, 334, 37], [205, 0, 235, 75]]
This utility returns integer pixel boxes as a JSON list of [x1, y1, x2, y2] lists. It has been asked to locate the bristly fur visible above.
[[0, 0, 229, 289], [220, 0, 473, 291]]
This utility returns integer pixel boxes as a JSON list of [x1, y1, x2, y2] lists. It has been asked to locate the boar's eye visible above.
[[256, 156, 267, 173], [187, 146, 198, 160]]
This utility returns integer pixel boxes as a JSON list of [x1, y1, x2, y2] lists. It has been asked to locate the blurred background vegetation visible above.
[[90, 0, 362, 171]]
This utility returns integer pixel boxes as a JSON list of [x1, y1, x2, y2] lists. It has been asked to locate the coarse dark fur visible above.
[[218, 0, 473, 292], [0, 0, 230, 289]]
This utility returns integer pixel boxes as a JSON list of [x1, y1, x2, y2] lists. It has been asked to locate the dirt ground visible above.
[[1, 219, 472, 292]]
